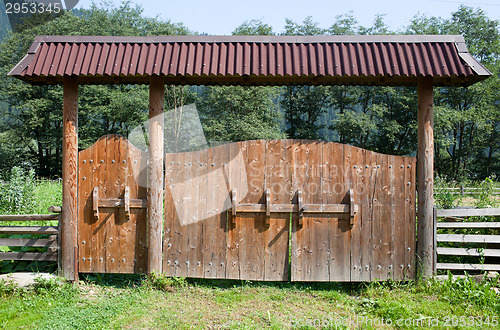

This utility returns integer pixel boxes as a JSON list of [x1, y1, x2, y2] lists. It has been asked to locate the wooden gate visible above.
[[163, 140, 416, 282], [78, 135, 148, 273]]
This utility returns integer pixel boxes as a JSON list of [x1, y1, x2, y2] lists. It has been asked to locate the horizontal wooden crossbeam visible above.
[[93, 187, 147, 220], [231, 188, 358, 228]]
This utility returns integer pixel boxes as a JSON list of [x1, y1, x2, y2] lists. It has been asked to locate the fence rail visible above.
[[434, 207, 500, 274], [437, 187, 500, 196], [0, 208, 61, 264]]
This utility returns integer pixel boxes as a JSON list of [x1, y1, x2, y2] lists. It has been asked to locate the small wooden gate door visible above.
[[78, 135, 148, 273]]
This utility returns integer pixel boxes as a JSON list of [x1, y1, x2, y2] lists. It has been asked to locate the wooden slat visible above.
[[437, 263, 500, 271], [324, 142, 350, 281], [0, 252, 58, 261], [393, 157, 405, 280], [405, 156, 417, 280], [0, 238, 57, 247], [201, 144, 228, 279], [437, 247, 500, 257], [437, 234, 500, 243], [436, 208, 500, 218], [98, 199, 148, 208], [355, 147, 372, 282], [0, 214, 59, 222], [234, 204, 349, 213], [437, 222, 500, 229], [264, 140, 291, 281], [0, 226, 58, 235]]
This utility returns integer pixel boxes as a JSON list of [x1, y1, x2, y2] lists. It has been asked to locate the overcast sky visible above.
[[74, 0, 500, 34]]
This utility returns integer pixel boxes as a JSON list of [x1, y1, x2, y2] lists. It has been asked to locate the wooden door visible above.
[[78, 135, 148, 274]]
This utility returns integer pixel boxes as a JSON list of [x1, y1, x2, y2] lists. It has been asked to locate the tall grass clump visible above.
[[0, 166, 36, 214]]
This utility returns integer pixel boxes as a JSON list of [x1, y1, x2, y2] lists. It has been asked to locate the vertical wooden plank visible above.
[[105, 136, 120, 273], [387, 155, 396, 280], [202, 145, 229, 278], [264, 140, 291, 281], [176, 151, 192, 277], [379, 154, 392, 281], [62, 76, 78, 281], [291, 140, 310, 281], [237, 141, 267, 280], [393, 156, 405, 280], [417, 76, 434, 278], [406, 157, 417, 279], [188, 150, 205, 278], [163, 152, 183, 276], [131, 145, 148, 273], [226, 142, 244, 279], [324, 143, 350, 281], [77, 147, 93, 273], [93, 137, 107, 273], [349, 146, 370, 282], [148, 75, 164, 275]]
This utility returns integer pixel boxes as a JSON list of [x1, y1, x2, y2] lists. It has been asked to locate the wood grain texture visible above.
[[148, 75, 165, 274], [78, 135, 148, 274], [62, 76, 79, 281], [417, 76, 435, 278]]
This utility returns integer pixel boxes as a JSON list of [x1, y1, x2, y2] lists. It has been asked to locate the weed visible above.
[[144, 272, 187, 292], [0, 277, 18, 297]]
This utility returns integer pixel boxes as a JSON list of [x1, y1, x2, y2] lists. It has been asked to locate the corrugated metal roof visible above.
[[8, 35, 491, 86]]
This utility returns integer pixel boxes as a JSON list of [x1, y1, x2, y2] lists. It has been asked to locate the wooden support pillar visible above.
[[61, 76, 79, 281], [148, 75, 164, 274], [417, 76, 434, 279]]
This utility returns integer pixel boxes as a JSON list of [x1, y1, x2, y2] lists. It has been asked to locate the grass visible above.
[[0, 273, 499, 329]]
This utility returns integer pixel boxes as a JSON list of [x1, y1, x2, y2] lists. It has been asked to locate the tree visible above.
[[0, 0, 190, 177]]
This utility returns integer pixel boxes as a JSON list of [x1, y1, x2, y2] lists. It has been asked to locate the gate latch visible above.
[[93, 187, 147, 220]]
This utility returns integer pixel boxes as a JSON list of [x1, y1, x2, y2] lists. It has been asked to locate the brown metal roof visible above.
[[8, 35, 491, 86]]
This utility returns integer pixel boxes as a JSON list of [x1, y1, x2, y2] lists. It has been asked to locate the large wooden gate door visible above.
[[163, 140, 416, 282], [78, 135, 148, 273], [291, 142, 416, 282]]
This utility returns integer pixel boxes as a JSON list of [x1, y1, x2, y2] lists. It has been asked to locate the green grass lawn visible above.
[[0, 273, 499, 329]]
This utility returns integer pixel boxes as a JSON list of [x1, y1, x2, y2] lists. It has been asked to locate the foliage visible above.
[[434, 175, 460, 209], [0, 166, 36, 214], [144, 272, 187, 292]]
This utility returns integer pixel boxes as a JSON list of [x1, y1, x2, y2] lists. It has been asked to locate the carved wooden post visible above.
[[417, 76, 434, 278], [61, 76, 79, 281], [148, 75, 164, 274]]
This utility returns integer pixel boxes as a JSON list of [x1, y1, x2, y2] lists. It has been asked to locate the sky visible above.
[[74, 0, 500, 35]]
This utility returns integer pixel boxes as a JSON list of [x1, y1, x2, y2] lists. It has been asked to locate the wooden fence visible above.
[[434, 208, 500, 273], [0, 207, 61, 264]]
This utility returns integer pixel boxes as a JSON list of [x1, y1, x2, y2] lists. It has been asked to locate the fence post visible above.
[[148, 75, 164, 275], [417, 76, 434, 279]]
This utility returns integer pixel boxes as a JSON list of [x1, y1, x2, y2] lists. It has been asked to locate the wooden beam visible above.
[[436, 208, 500, 217], [437, 234, 500, 244], [417, 76, 434, 279], [436, 263, 500, 271], [0, 252, 58, 262], [61, 76, 79, 281], [437, 222, 500, 229], [0, 226, 59, 235], [0, 214, 59, 222], [148, 75, 164, 275], [437, 247, 500, 257]]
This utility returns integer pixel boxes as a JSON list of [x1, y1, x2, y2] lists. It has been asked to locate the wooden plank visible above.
[[202, 144, 229, 279], [148, 75, 165, 275], [234, 204, 349, 213], [188, 148, 205, 278], [353, 147, 372, 282], [437, 234, 500, 244], [324, 142, 350, 281], [98, 199, 148, 208], [0, 226, 58, 235], [164, 151, 186, 277], [405, 156, 417, 280], [62, 75, 79, 281], [371, 152, 385, 281], [0, 214, 59, 222], [93, 136, 107, 273], [437, 247, 500, 257], [417, 76, 434, 278], [0, 238, 57, 247], [436, 263, 500, 271], [0, 252, 58, 262], [78, 139, 94, 273], [393, 157, 405, 280], [437, 222, 500, 229], [436, 208, 500, 218], [226, 142, 247, 279], [382, 155, 394, 281], [291, 140, 312, 281], [264, 139, 291, 281]]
